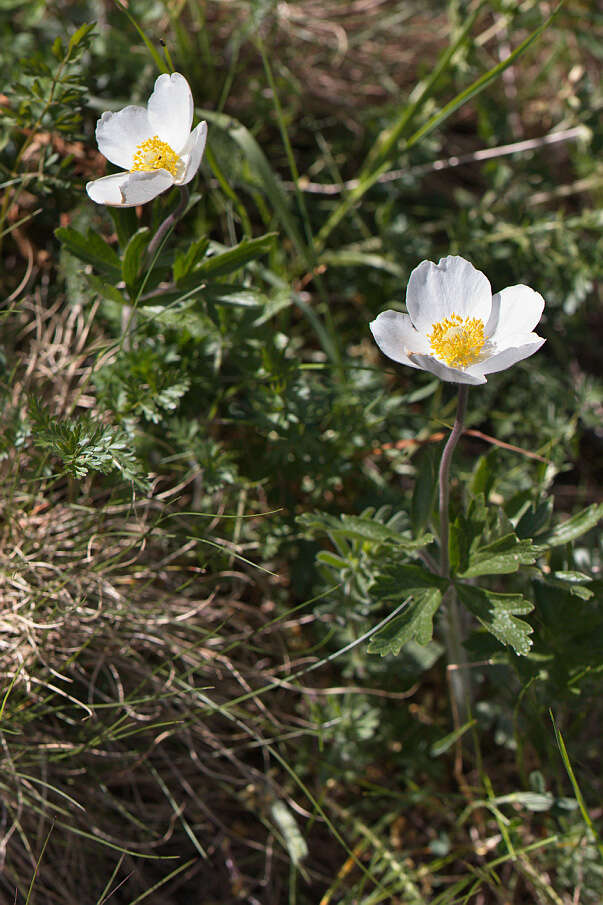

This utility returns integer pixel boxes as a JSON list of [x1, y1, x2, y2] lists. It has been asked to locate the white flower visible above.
[[86, 72, 207, 207], [370, 255, 545, 385]]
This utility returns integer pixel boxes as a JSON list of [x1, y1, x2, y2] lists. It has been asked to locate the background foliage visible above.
[[0, 0, 601, 903]]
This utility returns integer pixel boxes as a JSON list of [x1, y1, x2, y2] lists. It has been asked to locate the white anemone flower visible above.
[[370, 256, 545, 385], [86, 72, 207, 207]]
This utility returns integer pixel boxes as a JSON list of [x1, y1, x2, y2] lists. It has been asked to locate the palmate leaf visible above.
[[298, 510, 432, 551], [458, 532, 539, 578], [367, 589, 442, 657], [456, 584, 534, 656]]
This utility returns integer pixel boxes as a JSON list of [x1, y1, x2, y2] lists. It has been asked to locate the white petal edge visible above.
[[86, 172, 131, 206], [486, 284, 545, 340], [370, 310, 429, 369], [411, 353, 487, 385], [406, 255, 492, 335], [120, 170, 175, 207], [86, 170, 174, 207], [96, 106, 153, 170], [479, 335, 546, 375], [178, 121, 208, 185], [147, 72, 193, 153]]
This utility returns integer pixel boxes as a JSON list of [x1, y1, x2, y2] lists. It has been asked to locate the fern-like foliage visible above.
[[28, 397, 148, 487]]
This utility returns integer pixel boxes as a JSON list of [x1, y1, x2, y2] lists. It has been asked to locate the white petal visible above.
[[147, 72, 193, 153], [120, 170, 175, 206], [406, 255, 492, 335], [96, 106, 153, 169], [479, 334, 545, 375], [178, 121, 208, 185], [86, 172, 130, 205], [486, 285, 545, 339], [411, 354, 487, 385], [370, 310, 429, 368], [87, 171, 174, 207]]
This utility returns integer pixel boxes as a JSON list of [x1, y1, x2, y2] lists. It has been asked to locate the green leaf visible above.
[[411, 446, 437, 535], [316, 551, 349, 570], [457, 584, 534, 656], [173, 237, 210, 282], [373, 563, 447, 598], [67, 21, 95, 52], [203, 285, 268, 308], [51, 36, 64, 60], [122, 227, 151, 296], [536, 503, 603, 549], [201, 108, 307, 258], [459, 533, 538, 578], [431, 719, 477, 757], [470, 450, 498, 498], [298, 510, 432, 552], [188, 233, 277, 281], [515, 497, 553, 539], [55, 226, 121, 280], [368, 589, 442, 657], [338, 515, 432, 549], [448, 512, 473, 575], [85, 274, 126, 306]]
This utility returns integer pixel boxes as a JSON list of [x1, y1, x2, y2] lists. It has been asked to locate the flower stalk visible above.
[[147, 184, 189, 262], [439, 384, 471, 725]]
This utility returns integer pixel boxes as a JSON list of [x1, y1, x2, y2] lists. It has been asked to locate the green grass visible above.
[[0, 0, 601, 902]]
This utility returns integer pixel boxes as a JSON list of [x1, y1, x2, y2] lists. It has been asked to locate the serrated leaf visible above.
[[373, 563, 447, 598], [537, 503, 603, 549], [122, 227, 151, 296], [459, 533, 538, 578], [457, 584, 534, 656], [298, 510, 432, 551], [55, 226, 121, 280], [339, 515, 432, 549], [368, 589, 442, 656]]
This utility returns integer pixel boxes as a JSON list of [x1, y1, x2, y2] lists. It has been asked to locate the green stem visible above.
[[439, 385, 468, 579], [121, 185, 189, 349], [438, 383, 470, 725]]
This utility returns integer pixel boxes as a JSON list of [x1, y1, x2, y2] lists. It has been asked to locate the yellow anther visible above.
[[428, 313, 486, 368], [131, 136, 180, 177]]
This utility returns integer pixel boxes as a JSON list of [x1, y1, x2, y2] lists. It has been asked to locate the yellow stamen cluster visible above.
[[428, 313, 486, 368], [131, 136, 179, 177]]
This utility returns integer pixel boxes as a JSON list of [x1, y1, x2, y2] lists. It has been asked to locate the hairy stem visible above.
[[438, 384, 470, 724], [121, 185, 190, 349], [147, 184, 190, 262]]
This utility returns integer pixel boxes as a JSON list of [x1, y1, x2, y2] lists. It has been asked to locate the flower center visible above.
[[131, 136, 180, 177], [428, 313, 486, 368]]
